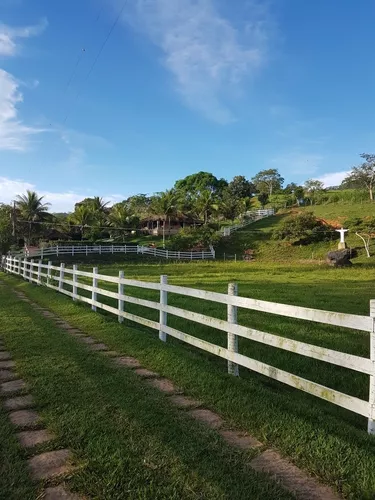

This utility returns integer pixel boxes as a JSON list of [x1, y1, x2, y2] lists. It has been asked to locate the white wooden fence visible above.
[[19, 244, 215, 261], [2, 254, 375, 434], [221, 209, 275, 237]]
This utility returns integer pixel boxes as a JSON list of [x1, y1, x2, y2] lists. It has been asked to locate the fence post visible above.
[[30, 259, 34, 283], [118, 270, 124, 323], [47, 261, 52, 286], [166, 249, 169, 260], [159, 275, 168, 342], [59, 263, 65, 292], [227, 283, 239, 376], [92, 267, 98, 311], [23, 258, 27, 280], [112, 245, 114, 254], [368, 300, 375, 434], [86, 245, 88, 256], [191, 251, 193, 261], [99, 245, 102, 255], [56, 244, 59, 257], [72, 246, 74, 256], [37, 260, 42, 285], [73, 264, 78, 301], [41, 247, 44, 259]]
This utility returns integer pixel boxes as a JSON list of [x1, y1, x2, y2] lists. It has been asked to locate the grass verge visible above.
[[0, 278, 292, 500]]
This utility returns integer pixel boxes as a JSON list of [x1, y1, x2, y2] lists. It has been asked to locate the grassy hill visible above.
[[217, 203, 375, 263]]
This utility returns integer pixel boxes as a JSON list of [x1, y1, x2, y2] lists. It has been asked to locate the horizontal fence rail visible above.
[[13, 244, 215, 261], [2, 254, 375, 434]]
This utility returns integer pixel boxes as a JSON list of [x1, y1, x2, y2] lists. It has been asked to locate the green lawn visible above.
[[0, 279, 292, 500], [5, 259, 375, 499]]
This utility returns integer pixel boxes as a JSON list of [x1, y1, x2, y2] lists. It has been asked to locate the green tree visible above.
[[217, 189, 241, 221], [284, 183, 305, 206], [258, 192, 269, 208], [227, 176, 255, 199], [108, 204, 139, 241], [68, 205, 94, 240], [0, 204, 13, 253], [174, 172, 227, 197], [15, 191, 51, 245], [342, 153, 375, 201], [273, 212, 330, 244], [150, 190, 181, 246], [126, 194, 151, 218], [304, 179, 324, 205], [252, 169, 284, 195], [193, 190, 218, 224]]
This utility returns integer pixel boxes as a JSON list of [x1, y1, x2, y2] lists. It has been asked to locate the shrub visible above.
[[273, 212, 332, 244], [166, 226, 221, 251]]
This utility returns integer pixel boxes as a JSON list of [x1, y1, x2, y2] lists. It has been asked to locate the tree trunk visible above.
[[370, 187, 373, 201]]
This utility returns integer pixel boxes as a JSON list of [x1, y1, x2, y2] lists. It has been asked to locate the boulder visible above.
[[326, 249, 356, 267]]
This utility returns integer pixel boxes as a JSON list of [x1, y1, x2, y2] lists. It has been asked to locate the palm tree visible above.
[[15, 190, 51, 245], [107, 204, 139, 241], [193, 190, 217, 224], [150, 190, 180, 247], [68, 205, 93, 240], [89, 196, 110, 213]]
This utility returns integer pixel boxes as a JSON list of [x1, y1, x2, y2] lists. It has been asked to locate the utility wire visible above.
[[63, 0, 128, 124]]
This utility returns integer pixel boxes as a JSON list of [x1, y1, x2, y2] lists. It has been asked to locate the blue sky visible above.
[[0, 0, 374, 211]]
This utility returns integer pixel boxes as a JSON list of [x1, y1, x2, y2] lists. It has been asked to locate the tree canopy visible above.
[[251, 169, 284, 195], [342, 153, 375, 201]]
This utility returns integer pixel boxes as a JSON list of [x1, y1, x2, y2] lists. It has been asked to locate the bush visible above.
[[273, 212, 333, 244], [166, 226, 221, 251]]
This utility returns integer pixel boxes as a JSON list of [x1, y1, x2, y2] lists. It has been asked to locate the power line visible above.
[[63, 0, 128, 125]]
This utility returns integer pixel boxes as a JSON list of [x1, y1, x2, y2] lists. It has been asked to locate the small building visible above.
[[141, 215, 201, 236]]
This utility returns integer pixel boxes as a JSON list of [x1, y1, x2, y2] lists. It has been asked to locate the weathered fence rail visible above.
[[2, 254, 375, 434], [17, 244, 215, 261]]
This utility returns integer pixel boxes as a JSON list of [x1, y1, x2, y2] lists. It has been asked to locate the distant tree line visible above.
[[0, 153, 374, 253]]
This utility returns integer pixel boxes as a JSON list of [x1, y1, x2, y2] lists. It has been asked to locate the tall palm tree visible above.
[[150, 190, 180, 247], [89, 196, 110, 213], [15, 190, 51, 245], [68, 205, 93, 240], [107, 204, 139, 241], [193, 190, 217, 224]]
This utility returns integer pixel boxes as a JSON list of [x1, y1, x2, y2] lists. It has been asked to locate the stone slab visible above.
[[250, 450, 339, 500], [0, 352, 11, 361], [102, 350, 119, 357], [79, 337, 95, 344], [44, 485, 81, 500], [134, 368, 159, 378], [0, 360, 15, 369], [168, 395, 202, 408], [114, 356, 141, 368], [1, 379, 26, 394], [4, 394, 34, 410], [0, 370, 17, 382], [145, 378, 179, 394], [9, 409, 40, 427], [189, 409, 224, 429], [17, 429, 54, 448], [89, 343, 108, 351], [219, 430, 263, 450], [28, 449, 72, 480]]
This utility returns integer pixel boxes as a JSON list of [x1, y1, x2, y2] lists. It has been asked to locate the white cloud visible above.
[[0, 18, 48, 56], [317, 171, 349, 188], [0, 176, 125, 212], [0, 69, 45, 151], [125, 0, 270, 123]]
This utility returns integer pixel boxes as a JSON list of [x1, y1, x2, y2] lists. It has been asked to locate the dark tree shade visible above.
[[227, 176, 255, 198], [174, 171, 228, 196]]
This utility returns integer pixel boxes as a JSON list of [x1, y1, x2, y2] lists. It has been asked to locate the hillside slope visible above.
[[216, 207, 375, 263]]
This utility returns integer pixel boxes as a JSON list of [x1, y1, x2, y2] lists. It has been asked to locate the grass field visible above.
[[4, 257, 375, 499], [0, 280, 293, 500]]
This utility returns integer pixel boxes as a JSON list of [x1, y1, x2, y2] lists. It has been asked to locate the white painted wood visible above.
[[159, 275, 168, 342], [119, 278, 161, 290], [227, 283, 239, 376], [59, 263, 65, 292], [47, 261, 52, 286], [29, 259, 34, 283], [23, 258, 27, 279], [162, 324, 369, 418], [368, 300, 375, 434], [161, 283, 371, 332], [161, 303, 373, 374], [118, 271, 124, 323], [37, 260, 42, 285], [92, 267, 98, 312], [73, 264, 78, 301], [121, 294, 160, 311]]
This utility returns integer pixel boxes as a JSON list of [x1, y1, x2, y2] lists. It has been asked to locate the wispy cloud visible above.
[[0, 69, 46, 151], [0, 18, 48, 56], [318, 171, 349, 187], [0, 176, 125, 212], [124, 0, 271, 123]]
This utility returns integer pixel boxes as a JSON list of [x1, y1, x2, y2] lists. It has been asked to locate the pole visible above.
[[118, 270, 124, 323], [227, 283, 239, 376], [159, 275, 168, 341], [73, 264, 78, 301], [92, 267, 98, 311], [368, 300, 375, 434]]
